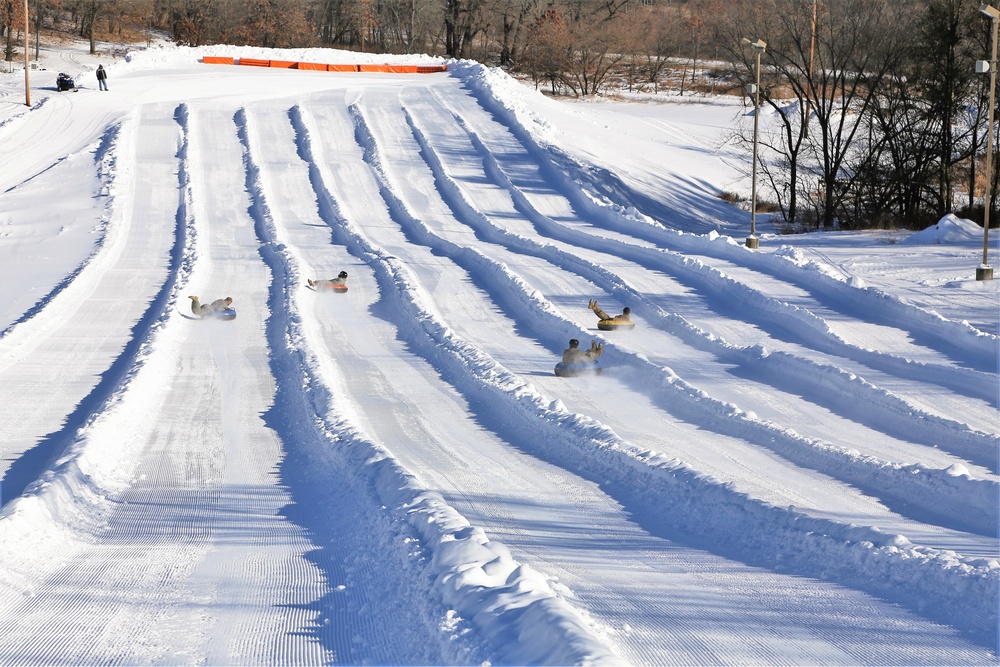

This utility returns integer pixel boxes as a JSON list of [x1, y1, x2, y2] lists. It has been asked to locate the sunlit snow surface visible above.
[[0, 43, 996, 665]]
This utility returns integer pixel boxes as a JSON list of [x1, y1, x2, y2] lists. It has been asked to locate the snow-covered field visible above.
[[0, 42, 996, 665]]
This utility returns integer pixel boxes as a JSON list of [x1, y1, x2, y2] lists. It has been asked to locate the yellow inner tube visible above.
[[597, 319, 634, 330]]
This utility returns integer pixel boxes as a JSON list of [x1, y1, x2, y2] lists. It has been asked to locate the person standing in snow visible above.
[[96, 65, 108, 91]]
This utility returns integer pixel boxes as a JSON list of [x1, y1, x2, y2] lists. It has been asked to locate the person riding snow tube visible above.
[[554, 339, 603, 377], [589, 299, 635, 330], [189, 295, 236, 320], [308, 270, 349, 292]]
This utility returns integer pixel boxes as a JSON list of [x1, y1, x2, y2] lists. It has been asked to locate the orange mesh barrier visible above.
[[207, 58, 445, 73]]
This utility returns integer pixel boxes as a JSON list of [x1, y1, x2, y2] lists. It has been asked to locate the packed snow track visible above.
[[0, 46, 996, 665]]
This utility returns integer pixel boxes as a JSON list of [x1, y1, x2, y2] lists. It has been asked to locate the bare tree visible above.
[[445, 0, 486, 57], [630, 5, 680, 93], [723, 0, 909, 228], [521, 7, 570, 93], [914, 0, 981, 216], [0, 0, 28, 61], [489, 0, 541, 66]]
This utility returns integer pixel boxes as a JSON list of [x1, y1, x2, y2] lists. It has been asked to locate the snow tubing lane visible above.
[[597, 319, 635, 331], [554, 362, 603, 377]]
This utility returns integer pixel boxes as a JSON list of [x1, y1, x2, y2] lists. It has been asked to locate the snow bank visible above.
[[902, 214, 987, 245]]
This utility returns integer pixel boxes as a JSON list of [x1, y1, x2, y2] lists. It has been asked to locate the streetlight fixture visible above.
[[975, 3, 998, 280], [742, 37, 766, 249]]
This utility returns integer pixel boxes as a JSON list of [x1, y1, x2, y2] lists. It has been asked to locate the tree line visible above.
[[3, 0, 997, 230], [720, 0, 995, 230]]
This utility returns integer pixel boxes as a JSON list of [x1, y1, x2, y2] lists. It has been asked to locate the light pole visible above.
[[742, 38, 766, 249], [976, 3, 998, 281], [22, 0, 30, 106], [805, 0, 816, 136]]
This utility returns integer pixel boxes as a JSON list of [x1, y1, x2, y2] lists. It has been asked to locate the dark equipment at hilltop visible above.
[[56, 73, 75, 91]]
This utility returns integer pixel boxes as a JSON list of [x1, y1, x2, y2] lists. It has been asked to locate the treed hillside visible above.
[[5, 0, 998, 230]]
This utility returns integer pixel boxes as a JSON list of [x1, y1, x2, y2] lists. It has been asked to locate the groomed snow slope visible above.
[[0, 44, 996, 665]]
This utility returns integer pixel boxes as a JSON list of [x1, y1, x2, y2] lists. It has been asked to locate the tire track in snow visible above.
[[382, 94, 998, 536], [302, 93, 997, 649]]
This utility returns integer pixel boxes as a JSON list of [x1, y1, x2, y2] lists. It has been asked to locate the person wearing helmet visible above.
[[562, 338, 602, 365], [308, 271, 349, 289]]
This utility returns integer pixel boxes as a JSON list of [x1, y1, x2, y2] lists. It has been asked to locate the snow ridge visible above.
[[393, 99, 997, 536], [449, 61, 998, 375], [407, 99, 997, 471], [0, 105, 197, 610], [337, 96, 998, 644], [282, 102, 624, 666]]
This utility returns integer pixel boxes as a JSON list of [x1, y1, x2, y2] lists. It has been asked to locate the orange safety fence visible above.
[[203, 57, 446, 74]]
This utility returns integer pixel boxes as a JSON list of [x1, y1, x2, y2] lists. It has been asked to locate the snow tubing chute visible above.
[[597, 319, 635, 331], [554, 362, 602, 377]]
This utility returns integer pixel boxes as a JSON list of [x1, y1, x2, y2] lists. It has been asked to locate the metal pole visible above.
[[979, 16, 997, 280], [805, 0, 816, 136], [747, 47, 762, 248], [23, 0, 30, 106]]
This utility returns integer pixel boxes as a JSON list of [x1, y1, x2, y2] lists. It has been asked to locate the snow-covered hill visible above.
[[0, 43, 996, 665]]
